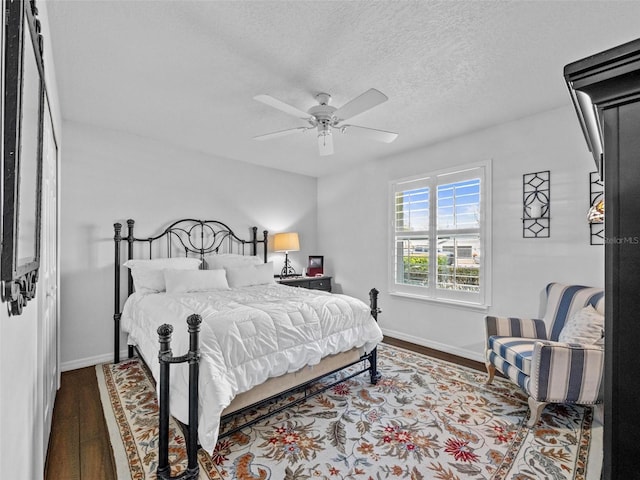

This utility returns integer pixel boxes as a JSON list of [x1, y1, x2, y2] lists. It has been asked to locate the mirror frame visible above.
[[2, 0, 45, 315]]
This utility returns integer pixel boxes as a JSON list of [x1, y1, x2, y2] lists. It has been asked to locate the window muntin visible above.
[[436, 234, 480, 293], [394, 237, 429, 286], [395, 186, 429, 232], [437, 179, 480, 230]]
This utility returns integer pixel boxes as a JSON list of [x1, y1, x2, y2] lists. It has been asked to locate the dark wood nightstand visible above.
[[276, 276, 332, 292]]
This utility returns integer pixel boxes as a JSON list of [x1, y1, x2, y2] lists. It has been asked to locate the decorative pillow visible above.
[[558, 304, 605, 344], [205, 253, 263, 270], [225, 262, 275, 288], [124, 257, 201, 293], [164, 269, 229, 293]]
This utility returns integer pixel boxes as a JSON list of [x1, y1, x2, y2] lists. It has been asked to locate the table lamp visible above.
[[273, 232, 300, 277]]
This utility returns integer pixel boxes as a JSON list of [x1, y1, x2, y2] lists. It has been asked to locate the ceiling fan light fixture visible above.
[[317, 123, 334, 156], [317, 123, 331, 136]]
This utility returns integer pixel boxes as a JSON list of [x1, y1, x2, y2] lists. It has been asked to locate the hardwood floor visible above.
[[383, 336, 485, 372], [45, 367, 117, 480], [44, 337, 484, 479]]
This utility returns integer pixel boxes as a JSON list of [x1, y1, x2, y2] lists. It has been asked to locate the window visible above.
[[390, 163, 490, 306]]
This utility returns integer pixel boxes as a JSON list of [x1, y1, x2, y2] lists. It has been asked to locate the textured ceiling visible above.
[[46, 1, 640, 178]]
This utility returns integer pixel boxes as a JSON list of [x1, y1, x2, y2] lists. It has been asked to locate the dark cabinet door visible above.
[[602, 103, 640, 478]]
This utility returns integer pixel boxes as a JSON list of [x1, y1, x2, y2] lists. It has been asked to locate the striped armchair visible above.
[[485, 283, 604, 427]]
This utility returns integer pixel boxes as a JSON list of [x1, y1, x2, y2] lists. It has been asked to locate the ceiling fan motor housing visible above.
[[308, 95, 338, 128]]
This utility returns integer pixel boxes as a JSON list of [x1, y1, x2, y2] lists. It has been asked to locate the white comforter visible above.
[[121, 283, 383, 453]]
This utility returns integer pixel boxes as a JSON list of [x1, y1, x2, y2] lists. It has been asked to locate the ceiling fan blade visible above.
[[318, 131, 334, 156], [253, 127, 309, 141], [254, 94, 312, 120], [340, 124, 398, 143], [334, 88, 388, 122]]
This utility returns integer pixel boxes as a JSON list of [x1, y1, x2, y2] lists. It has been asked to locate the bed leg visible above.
[[157, 324, 173, 480], [114, 223, 122, 364], [369, 287, 381, 322], [157, 314, 202, 480], [113, 314, 121, 364], [368, 288, 382, 384], [369, 347, 381, 384], [128, 345, 134, 359], [186, 315, 200, 477]]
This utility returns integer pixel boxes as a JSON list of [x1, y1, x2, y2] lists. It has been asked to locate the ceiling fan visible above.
[[252, 88, 398, 156]]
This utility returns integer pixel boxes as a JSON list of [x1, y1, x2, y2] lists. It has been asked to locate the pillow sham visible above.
[[164, 269, 229, 293], [558, 304, 605, 345], [225, 262, 275, 288], [206, 253, 262, 270], [124, 257, 201, 293]]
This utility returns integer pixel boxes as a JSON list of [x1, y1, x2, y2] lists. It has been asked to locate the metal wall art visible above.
[[522, 170, 551, 238], [588, 171, 604, 245]]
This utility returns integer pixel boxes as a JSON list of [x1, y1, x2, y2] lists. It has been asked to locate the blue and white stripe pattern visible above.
[[542, 283, 604, 341], [487, 350, 531, 391], [484, 283, 605, 423], [528, 341, 604, 404], [488, 336, 535, 376], [485, 316, 547, 341]]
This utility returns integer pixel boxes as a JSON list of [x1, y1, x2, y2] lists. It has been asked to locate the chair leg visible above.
[[527, 397, 547, 427], [485, 363, 496, 385]]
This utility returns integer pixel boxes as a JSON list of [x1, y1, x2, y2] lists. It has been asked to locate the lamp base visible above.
[[279, 253, 297, 278]]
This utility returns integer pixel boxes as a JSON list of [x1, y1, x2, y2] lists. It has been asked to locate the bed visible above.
[[112, 218, 383, 477]]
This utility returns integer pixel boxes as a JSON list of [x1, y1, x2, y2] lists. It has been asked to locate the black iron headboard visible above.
[[113, 218, 269, 363]]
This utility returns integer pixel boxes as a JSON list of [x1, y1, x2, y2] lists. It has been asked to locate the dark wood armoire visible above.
[[565, 38, 640, 478]]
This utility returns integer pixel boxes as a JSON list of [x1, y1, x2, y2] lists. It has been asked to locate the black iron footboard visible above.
[[157, 314, 202, 480], [156, 288, 382, 477]]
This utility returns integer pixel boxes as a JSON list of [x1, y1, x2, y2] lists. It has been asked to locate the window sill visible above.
[[389, 291, 490, 312]]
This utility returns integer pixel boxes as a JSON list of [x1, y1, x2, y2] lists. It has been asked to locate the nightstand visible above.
[[276, 276, 332, 292]]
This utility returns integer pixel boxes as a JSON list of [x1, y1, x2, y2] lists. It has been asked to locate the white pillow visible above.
[[123, 257, 202, 270], [558, 305, 605, 345], [205, 253, 263, 270], [124, 257, 202, 293], [164, 269, 229, 293], [225, 262, 275, 288]]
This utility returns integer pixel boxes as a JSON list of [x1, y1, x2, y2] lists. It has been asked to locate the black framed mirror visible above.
[[2, 0, 45, 315]]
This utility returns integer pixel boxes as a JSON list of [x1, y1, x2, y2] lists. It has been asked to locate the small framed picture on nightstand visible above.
[[307, 255, 324, 277]]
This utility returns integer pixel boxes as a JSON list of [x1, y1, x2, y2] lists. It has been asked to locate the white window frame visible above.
[[389, 161, 492, 308]]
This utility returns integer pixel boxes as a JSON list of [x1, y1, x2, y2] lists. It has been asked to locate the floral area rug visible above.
[[96, 343, 602, 479]]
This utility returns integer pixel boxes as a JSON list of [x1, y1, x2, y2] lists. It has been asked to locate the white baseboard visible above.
[[61, 349, 130, 372], [381, 327, 485, 363]]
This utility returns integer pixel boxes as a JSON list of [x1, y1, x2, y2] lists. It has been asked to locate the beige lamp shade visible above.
[[273, 232, 300, 252]]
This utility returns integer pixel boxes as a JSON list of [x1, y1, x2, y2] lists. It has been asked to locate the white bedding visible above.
[[121, 283, 383, 453]]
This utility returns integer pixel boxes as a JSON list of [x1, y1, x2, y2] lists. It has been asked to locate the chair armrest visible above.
[[485, 316, 547, 342], [528, 341, 604, 404]]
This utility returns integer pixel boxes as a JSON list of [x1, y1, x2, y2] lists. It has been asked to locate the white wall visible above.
[[318, 105, 604, 361], [60, 121, 317, 369], [0, 306, 41, 478], [0, 1, 63, 477]]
